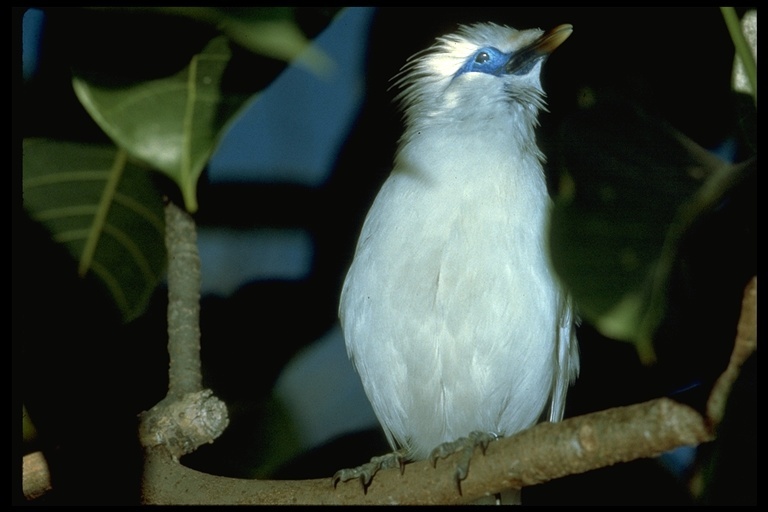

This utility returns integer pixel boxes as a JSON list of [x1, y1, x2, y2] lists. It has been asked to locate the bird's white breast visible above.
[[340, 124, 563, 459]]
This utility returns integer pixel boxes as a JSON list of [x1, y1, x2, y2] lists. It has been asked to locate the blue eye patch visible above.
[[455, 46, 510, 77]]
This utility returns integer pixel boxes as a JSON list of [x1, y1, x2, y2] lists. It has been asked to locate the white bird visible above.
[[335, 22, 579, 503]]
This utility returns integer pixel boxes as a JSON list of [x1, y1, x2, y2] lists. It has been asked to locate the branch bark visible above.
[[164, 198, 203, 398], [141, 397, 712, 504], [707, 276, 757, 426], [138, 199, 228, 460]]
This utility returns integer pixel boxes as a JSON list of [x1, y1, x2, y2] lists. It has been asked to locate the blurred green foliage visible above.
[[22, 7, 340, 321]]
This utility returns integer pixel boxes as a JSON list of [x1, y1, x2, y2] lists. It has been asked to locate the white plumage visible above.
[[338, 22, 579, 492]]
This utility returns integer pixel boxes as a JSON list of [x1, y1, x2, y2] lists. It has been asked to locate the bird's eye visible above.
[[474, 51, 490, 64], [455, 46, 507, 78]]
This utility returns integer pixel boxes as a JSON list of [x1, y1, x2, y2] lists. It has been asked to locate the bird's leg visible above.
[[428, 431, 499, 495], [332, 449, 408, 492]]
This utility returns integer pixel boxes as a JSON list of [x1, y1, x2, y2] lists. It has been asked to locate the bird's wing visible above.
[[548, 292, 580, 423]]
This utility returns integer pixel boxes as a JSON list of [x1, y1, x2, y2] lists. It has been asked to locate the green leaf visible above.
[[23, 138, 166, 323], [72, 35, 238, 213], [216, 16, 334, 77], [548, 97, 742, 362], [80, 7, 336, 75], [154, 7, 336, 76]]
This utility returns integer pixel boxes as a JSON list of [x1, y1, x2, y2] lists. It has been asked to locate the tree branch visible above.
[[164, 198, 203, 398], [141, 397, 712, 504], [138, 199, 228, 460], [707, 276, 757, 427]]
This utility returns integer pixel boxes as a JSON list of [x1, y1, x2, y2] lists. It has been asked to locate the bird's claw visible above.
[[332, 466, 373, 491], [332, 451, 407, 492], [428, 431, 500, 496]]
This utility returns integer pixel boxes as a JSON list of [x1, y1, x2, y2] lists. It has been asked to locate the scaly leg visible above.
[[332, 449, 408, 492]]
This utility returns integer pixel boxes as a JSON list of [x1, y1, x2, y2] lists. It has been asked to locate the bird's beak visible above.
[[504, 24, 573, 75]]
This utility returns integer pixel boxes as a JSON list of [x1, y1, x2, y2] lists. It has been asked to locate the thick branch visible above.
[[139, 389, 228, 460], [142, 398, 712, 504]]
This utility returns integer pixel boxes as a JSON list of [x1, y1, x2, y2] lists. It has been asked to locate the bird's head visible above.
[[393, 23, 572, 130]]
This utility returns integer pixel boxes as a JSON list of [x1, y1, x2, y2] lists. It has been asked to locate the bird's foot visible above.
[[428, 431, 499, 495], [332, 450, 407, 492]]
